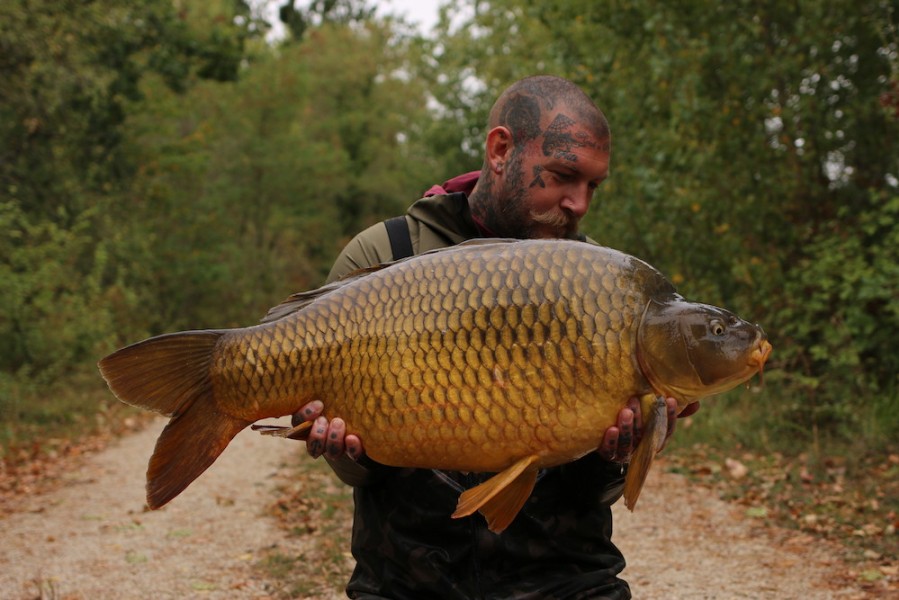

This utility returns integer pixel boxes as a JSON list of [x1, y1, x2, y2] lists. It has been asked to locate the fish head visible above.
[[637, 295, 772, 409]]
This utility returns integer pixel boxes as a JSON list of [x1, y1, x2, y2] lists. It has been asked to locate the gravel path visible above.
[[0, 418, 877, 599]]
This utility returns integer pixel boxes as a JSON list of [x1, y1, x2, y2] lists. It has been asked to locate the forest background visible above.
[[1, 0, 898, 542]]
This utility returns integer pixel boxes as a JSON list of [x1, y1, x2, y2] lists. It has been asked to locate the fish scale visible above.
[[212, 242, 643, 471], [99, 238, 771, 531]]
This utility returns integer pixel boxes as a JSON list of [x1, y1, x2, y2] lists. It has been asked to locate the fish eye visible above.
[[710, 319, 726, 336]]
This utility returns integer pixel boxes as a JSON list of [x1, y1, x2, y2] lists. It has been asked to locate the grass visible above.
[[669, 381, 899, 465], [0, 366, 144, 461]]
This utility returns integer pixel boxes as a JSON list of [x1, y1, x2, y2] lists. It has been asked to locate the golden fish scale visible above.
[[212, 242, 661, 472]]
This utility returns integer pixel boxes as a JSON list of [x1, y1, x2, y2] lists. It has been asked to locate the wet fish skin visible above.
[[99, 239, 771, 532], [216, 241, 662, 469]]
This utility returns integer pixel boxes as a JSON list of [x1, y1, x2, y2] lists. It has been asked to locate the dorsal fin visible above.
[[259, 264, 386, 323], [455, 237, 520, 247], [260, 239, 522, 324]]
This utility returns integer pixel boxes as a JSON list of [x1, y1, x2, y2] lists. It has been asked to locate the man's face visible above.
[[495, 112, 610, 240]]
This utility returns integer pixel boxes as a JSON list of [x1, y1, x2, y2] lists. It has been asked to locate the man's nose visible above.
[[561, 186, 591, 218]]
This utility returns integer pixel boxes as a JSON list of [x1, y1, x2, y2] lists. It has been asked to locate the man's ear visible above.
[[485, 126, 514, 174]]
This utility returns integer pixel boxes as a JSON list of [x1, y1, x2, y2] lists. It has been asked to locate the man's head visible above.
[[469, 76, 611, 240]]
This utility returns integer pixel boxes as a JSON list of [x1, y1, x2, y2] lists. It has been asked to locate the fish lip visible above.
[[748, 339, 773, 383], [751, 339, 772, 367]]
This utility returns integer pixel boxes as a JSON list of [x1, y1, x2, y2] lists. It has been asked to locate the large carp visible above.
[[99, 239, 771, 533]]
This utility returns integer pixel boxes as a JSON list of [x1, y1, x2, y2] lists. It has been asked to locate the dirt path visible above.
[[0, 420, 880, 599], [614, 470, 869, 599], [0, 417, 302, 599]]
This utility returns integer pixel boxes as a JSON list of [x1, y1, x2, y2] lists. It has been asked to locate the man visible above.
[[296, 75, 697, 599]]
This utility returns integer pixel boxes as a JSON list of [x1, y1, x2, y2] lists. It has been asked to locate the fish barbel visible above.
[[99, 239, 771, 532]]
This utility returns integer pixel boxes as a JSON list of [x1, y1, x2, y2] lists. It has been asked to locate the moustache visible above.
[[528, 208, 578, 235]]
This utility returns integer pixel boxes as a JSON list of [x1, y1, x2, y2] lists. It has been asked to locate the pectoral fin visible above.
[[452, 454, 541, 533], [623, 395, 668, 511]]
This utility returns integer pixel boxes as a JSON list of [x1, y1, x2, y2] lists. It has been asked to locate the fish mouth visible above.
[[748, 339, 773, 384]]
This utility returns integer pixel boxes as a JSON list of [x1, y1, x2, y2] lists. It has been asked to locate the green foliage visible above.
[[279, 0, 377, 41], [0, 202, 113, 381], [429, 0, 899, 446], [777, 192, 899, 429], [0, 0, 257, 219], [1, 0, 447, 449], [0, 0, 258, 406], [116, 18, 437, 333], [3, 0, 897, 462]]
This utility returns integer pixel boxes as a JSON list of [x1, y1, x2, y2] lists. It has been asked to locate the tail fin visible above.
[[98, 330, 251, 509], [99, 330, 224, 417], [146, 400, 249, 508], [623, 395, 668, 510]]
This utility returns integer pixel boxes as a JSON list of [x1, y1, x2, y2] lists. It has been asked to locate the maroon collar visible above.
[[424, 171, 479, 197]]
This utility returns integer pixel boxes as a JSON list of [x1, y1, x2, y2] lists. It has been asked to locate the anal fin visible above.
[[452, 454, 540, 533], [623, 395, 668, 511]]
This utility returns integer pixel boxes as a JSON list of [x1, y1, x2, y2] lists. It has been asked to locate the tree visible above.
[[428, 0, 899, 436], [118, 15, 442, 335], [278, 0, 376, 41], [0, 0, 257, 387]]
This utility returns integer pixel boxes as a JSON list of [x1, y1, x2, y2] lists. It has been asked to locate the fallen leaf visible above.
[[746, 506, 769, 519], [125, 551, 148, 564], [799, 466, 814, 483], [859, 569, 883, 582], [191, 581, 217, 591], [725, 458, 749, 479]]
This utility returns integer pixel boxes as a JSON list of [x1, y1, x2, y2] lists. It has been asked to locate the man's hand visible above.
[[597, 397, 700, 462], [292, 396, 699, 465], [292, 400, 364, 461]]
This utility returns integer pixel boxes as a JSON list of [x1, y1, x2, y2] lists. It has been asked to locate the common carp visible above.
[[99, 239, 771, 532]]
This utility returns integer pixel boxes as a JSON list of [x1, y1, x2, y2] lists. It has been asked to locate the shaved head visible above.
[[488, 75, 610, 145], [469, 75, 612, 240]]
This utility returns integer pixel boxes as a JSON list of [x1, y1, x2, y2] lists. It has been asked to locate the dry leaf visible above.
[[725, 458, 749, 479]]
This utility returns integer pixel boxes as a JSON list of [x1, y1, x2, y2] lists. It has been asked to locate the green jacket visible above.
[[328, 192, 631, 600], [327, 192, 481, 283]]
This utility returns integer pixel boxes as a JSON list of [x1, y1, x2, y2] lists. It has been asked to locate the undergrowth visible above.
[[0, 366, 144, 463]]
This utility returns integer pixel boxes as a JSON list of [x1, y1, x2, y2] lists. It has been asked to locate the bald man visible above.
[[295, 76, 693, 600]]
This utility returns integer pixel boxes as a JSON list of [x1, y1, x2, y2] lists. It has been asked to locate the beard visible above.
[[490, 162, 580, 240]]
